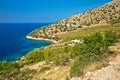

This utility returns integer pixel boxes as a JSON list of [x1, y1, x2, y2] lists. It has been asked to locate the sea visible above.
[[0, 23, 51, 62]]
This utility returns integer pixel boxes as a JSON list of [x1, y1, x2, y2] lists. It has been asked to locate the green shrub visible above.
[[70, 56, 87, 77], [53, 53, 70, 66], [25, 49, 45, 64]]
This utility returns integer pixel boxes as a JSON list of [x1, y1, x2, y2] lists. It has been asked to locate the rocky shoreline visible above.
[[16, 36, 58, 63], [16, 36, 58, 62], [26, 36, 58, 44]]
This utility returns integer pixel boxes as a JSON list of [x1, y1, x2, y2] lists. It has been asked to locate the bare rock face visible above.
[[29, 0, 120, 39]]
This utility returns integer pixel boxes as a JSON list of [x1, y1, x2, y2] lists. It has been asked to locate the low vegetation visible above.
[[25, 45, 72, 66], [26, 26, 120, 77], [0, 60, 36, 80], [0, 25, 120, 79], [0, 0, 120, 79], [70, 30, 120, 77]]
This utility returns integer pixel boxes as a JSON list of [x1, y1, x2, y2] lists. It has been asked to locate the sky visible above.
[[0, 0, 111, 23]]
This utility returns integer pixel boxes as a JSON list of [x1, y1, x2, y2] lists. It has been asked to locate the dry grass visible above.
[[82, 51, 118, 77], [83, 61, 104, 75], [106, 52, 117, 61], [32, 60, 73, 80], [33, 66, 70, 80]]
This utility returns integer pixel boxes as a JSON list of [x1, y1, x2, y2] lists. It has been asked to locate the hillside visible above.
[[1, 25, 120, 80], [24, 26, 120, 80], [28, 0, 120, 41], [1, 0, 120, 80]]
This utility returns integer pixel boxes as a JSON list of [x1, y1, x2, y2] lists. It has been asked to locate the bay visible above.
[[0, 23, 50, 62]]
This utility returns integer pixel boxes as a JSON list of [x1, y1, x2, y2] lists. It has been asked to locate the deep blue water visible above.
[[0, 23, 51, 62]]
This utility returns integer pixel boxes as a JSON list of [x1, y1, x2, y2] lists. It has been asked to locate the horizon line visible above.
[[0, 22, 52, 23]]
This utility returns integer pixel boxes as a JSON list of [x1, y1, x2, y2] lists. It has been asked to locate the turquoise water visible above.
[[0, 23, 51, 62]]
